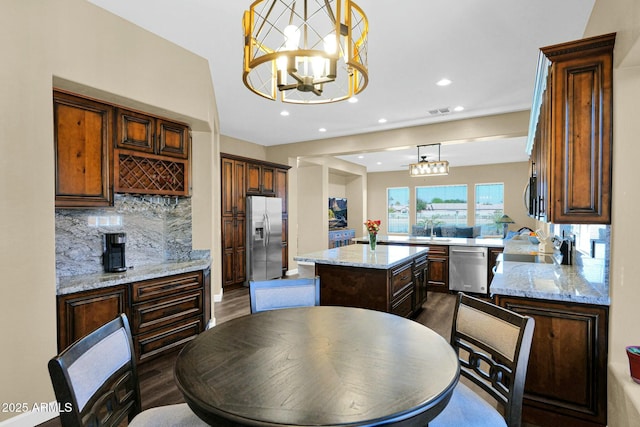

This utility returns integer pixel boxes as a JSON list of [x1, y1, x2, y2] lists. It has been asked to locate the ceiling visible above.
[[88, 0, 595, 172]]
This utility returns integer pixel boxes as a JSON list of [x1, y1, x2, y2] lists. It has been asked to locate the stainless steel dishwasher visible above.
[[449, 246, 488, 294]]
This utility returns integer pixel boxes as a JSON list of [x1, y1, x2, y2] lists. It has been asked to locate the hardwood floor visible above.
[[39, 289, 539, 427]]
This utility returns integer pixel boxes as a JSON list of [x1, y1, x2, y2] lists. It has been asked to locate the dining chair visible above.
[[430, 293, 535, 427], [249, 276, 320, 313], [48, 313, 207, 427]]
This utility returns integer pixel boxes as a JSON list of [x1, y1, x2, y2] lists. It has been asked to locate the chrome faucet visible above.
[[424, 219, 435, 238]]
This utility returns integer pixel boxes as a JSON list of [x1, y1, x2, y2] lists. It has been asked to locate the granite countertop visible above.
[[490, 240, 610, 306], [57, 257, 212, 295], [294, 244, 428, 270], [352, 235, 504, 248]]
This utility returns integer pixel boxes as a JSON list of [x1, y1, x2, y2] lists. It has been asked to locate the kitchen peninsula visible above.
[[491, 239, 609, 427], [294, 244, 428, 318]]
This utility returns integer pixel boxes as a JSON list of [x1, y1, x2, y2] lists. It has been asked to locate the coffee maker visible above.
[[103, 232, 127, 272]]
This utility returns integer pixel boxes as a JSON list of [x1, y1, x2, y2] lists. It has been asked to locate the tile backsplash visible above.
[[56, 194, 205, 278]]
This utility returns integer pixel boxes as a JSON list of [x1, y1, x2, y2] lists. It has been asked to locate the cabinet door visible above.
[[157, 119, 189, 159], [116, 108, 155, 153], [234, 216, 247, 284], [57, 285, 128, 352], [496, 296, 608, 427], [414, 255, 428, 309], [246, 163, 262, 194], [261, 165, 276, 194], [426, 256, 448, 292], [222, 158, 236, 217], [222, 158, 246, 217], [54, 91, 113, 207], [275, 168, 288, 213], [551, 52, 612, 223]]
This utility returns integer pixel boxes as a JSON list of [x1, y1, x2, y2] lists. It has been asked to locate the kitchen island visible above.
[[295, 244, 428, 318], [353, 234, 504, 294], [491, 239, 609, 427]]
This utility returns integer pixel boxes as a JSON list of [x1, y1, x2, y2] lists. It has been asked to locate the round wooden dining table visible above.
[[175, 306, 460, 427]]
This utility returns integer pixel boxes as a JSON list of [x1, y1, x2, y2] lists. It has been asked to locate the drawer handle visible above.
[[399, 274, 410, 281]]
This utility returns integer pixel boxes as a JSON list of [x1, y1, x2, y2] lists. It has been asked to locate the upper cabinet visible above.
[[54, 91, 113, 208], [116, 108, 189, 159], [527, 33, 615, 224], [53, 90, 192, 206]]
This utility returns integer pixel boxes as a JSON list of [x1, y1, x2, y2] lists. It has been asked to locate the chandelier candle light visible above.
[[409, 143, 450, 177], [242, 0, 369, 104], [364, 219, 381, 251]]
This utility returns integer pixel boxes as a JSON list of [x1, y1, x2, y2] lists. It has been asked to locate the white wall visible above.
[[583, 1, 640, 425], [0, 0, 218, 422]]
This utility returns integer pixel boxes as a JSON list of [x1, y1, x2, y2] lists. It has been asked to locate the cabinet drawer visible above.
[[132, 272, 202, 303], [132, 290, 203, 333], [427, 245, 449, 256], [134, 317, 202, 362], [391, 263, 413, 297], [391, 289, 414, 318]]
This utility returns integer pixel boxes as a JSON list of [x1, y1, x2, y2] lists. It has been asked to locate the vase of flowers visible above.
[[364, 219, 381, 251]]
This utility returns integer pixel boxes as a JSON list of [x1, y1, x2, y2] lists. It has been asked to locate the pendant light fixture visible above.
[[242, 0, 368, 104], [409, 144, 450, 177]]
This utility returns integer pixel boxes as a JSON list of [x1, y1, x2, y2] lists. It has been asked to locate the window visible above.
[[475, 183, 504, 236], [387, 187, 409, 233], [416, 185, 467, 227]]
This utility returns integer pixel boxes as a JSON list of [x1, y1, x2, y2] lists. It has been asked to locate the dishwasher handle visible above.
[[451, 249, 486, 257]]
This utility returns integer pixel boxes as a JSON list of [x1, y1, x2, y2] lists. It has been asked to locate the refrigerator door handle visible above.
[[264, 213, 270, 247]]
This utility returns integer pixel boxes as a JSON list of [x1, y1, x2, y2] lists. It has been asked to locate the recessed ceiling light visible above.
[[348, 97, 358, 103], [453, 106, 464, 112], [357, 155, 364, 159], [318, 128, 327, 132], [436, 78, 452, 86], [280, 110, 290, 116], [376, 162, 382, 165], [378, 118, 387, 124]]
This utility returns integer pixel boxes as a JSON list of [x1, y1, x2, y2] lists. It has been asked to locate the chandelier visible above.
[[242, 0, 369, 104], [409, 144, 450, 177]]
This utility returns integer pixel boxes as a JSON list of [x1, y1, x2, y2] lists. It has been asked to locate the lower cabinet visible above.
[[57, 269, 208, 364], [426, 245, 449, 292], [317, 256, 426, 318], [130, 271, 205, 363], [494, 295, 608, 427], [413, 253, 428, 309], [57, 285, 128, 352]]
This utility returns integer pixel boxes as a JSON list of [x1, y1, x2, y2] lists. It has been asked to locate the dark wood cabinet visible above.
[[53, 90, 113, 207], [116, 108, 189, 159], [221, 153, 290, 287], [247, 163, 275, 195], [317, 255, 425, 318], [494, 295, 608, 427], [114, 108, 190, 196], [413, 253, 429, 310], [130, 271, 205, 363], [57, 285, 128, 352], [426, 245, 449, 292], [54, 90, 192, 206], [57, 270, 208, 364], [528, 33, 615, 224]]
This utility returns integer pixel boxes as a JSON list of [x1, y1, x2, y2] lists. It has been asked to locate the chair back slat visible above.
[[450, 293, 535, 427]]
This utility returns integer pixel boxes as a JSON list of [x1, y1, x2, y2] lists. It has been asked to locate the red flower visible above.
[[364, 219, 381, 234]]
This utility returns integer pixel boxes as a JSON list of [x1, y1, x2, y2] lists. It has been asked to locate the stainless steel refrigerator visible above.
[[246, 196, 283, 283]]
